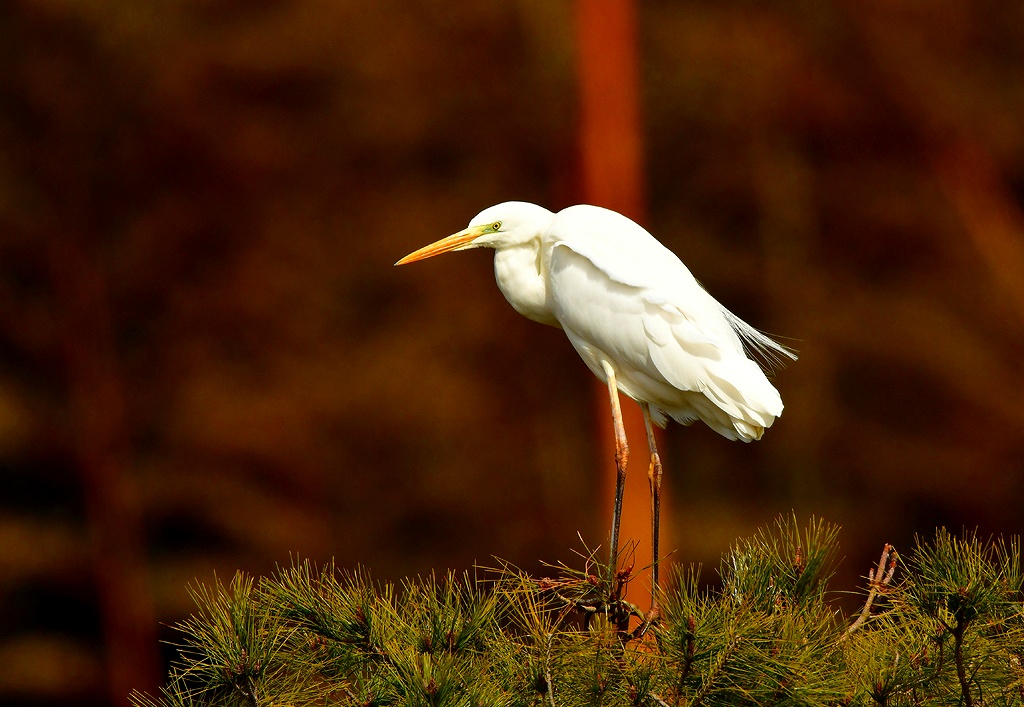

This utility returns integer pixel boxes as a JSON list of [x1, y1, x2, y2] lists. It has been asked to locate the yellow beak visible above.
[[395, 225, 488, 266]]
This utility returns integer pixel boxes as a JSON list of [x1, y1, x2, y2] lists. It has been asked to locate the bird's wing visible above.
[[547, 207, 787, 437], [549, 244, 741, 387], [550, 205, 796, 369], [549, 245, 784, 434], [549, 205, 743, 355], [551, 206, 699, 298]]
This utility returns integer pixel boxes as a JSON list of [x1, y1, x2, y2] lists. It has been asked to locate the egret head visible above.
[[395, 201, 554, 265]]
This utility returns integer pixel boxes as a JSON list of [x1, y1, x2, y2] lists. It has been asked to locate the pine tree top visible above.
[[133, 516, 1024, 707]]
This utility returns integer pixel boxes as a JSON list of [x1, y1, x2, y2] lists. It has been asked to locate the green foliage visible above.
[[846, 530, 1024, 707], [132, 518, 1024, 707]]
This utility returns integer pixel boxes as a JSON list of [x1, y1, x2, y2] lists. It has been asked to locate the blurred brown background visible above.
[[2, 0, 1024, 704]]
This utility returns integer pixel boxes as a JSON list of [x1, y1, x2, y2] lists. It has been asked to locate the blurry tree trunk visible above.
[[574, 0, 666, 605], [49, 236, 160, 702]]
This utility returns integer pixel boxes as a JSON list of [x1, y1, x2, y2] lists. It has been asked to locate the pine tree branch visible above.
[[131, 519, 1024, 707], [689, 634, 740, 707], [952, 622, 974, 707], [847, 543, 898, 636], [544, 632, 556, 707]]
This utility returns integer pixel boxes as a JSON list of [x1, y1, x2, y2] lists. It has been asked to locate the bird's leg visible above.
[[601, 362, 629, 580], [641, 403, 663, 619]]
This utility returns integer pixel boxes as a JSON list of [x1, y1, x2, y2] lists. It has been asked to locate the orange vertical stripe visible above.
[[574, 0, 667, 606]]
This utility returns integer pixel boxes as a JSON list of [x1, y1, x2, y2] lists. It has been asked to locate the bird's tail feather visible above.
[[720, 307, 798, 373]]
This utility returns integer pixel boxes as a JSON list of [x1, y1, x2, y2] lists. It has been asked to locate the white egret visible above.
[[396, 202, 794, 610]]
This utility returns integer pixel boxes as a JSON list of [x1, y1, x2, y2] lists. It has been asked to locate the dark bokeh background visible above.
[[2, 0, 1024, 704]]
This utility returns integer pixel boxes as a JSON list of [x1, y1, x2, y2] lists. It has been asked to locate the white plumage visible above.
[[396, 201, 795, 604], [398, 201, 793, 442]]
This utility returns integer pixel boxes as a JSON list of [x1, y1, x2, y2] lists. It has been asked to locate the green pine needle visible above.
[[132, 517, 1024, 707]]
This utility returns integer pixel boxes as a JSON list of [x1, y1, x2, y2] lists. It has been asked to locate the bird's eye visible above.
[[491, 221, 502, 231]]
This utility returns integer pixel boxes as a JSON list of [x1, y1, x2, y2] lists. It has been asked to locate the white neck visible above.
[[493, 240, 559, 327]]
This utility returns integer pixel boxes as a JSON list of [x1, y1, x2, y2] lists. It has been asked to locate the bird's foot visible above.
[[645, 600, 661, 625], [625, 600, 662, 641]]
